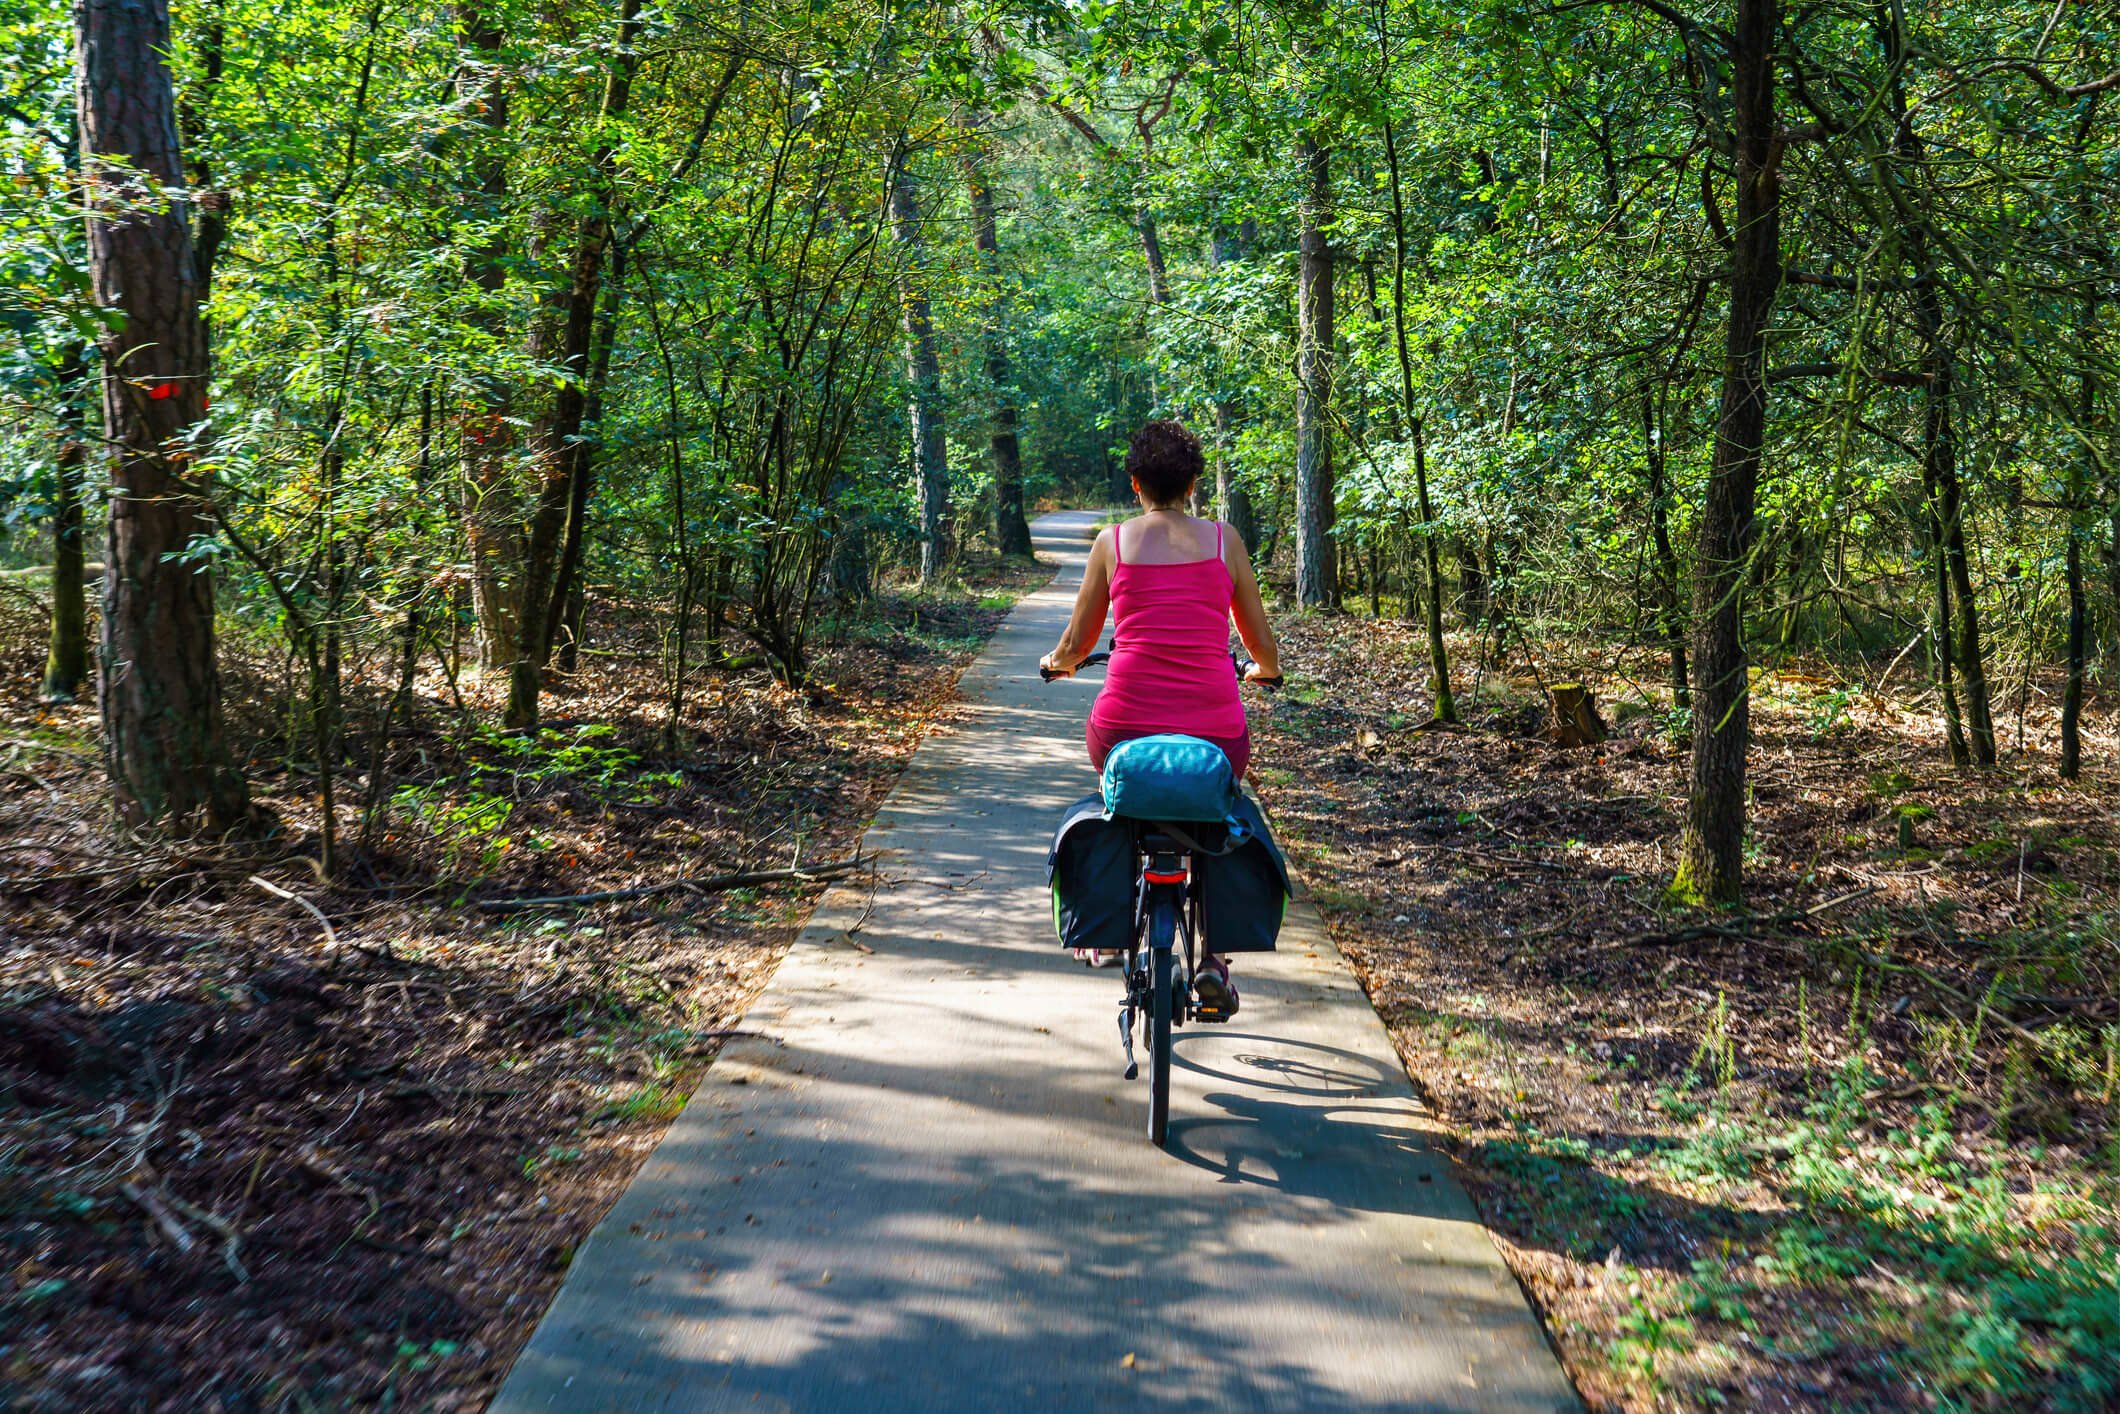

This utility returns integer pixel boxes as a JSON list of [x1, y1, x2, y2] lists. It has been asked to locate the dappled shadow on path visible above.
[[512, 1086, 1563, 1412]]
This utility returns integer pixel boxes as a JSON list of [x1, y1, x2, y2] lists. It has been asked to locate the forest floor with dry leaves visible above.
[[1249, 612, 2120, 1411], [0, 553, 1045, 1411]]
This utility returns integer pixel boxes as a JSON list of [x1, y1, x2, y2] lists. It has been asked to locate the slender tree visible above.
[[506, 0, 642, 728], [1373, 21, 1454, 716], [1206, 214, 1258, 552], [1674, 0, 1782, 904], [889, 150, 950, 583], [454, 1, 517, 671], [43, 344, 91, 702], [964, 122, 1033, 558], [1294, 130, 1338, 609]]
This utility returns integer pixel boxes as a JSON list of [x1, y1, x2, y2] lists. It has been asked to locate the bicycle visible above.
[[1042, 648, 1281, 1147]]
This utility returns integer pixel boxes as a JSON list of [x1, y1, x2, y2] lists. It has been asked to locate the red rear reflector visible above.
[[1143, 870, 1187, 884]]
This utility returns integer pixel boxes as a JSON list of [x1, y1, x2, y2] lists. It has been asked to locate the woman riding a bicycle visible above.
[[1038, 419, 1283, 1015]]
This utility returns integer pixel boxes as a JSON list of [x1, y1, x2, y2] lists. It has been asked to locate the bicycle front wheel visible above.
[[1147, 896, 1176, 1147]]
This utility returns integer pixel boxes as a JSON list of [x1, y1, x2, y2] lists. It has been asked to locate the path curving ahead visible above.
[[492, 511, 1577, 1412]]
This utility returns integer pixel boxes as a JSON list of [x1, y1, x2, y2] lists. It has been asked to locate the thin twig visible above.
[[120, 1181, 196, 1254], [249, 874, 341, 950], [161, 1190, 249, 1283], [475, 858, 865, 913]]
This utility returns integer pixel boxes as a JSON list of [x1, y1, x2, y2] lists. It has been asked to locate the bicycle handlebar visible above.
[[1039, 649, 1282, 690]]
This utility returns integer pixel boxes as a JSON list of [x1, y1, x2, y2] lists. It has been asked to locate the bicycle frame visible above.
[[1117, 827, 1201, 1145]]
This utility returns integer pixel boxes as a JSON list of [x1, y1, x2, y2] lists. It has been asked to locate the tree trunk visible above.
[[552, 244, 624, 675], [828, 498, 874, 603], [2062, 294, 2097, 780], [1926, 505, 1970, 763], [1458, 538, 1488, 624], [455, 1, 518, 673], [1138, 211, 1172, 308], [1410, 418, 1457, 718], [889, 154, 949, 584], [1934, 416, 1995, 764], [1207, 220, 1258, 554], [1874, 5, 1993, 766], [2063, 532, 2086, 779], [44, 345, 92, 702], [1640, 391, 1689, 708], [75, 0, 247, 832], [176, 6, 227, 297], [965, 129, 1032, 558], [1293, 132, 1338, 609], [505, 0, 640, 728], [1377, 82, 1456, 718], [1674, 0, 1780, 906]]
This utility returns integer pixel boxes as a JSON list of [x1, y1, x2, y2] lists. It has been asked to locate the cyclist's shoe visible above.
[[1074, 948, 1124, 968], [1193, 957, 1239, 1022]]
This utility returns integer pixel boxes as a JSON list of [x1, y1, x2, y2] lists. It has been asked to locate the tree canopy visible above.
[[4, 0, 2118, 890]]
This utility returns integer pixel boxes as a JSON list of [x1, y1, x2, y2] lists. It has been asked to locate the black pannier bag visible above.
[[1047, 793, 1293, 955], [1190, 795, 1291, 954], [1048, 795, 1134, 953]]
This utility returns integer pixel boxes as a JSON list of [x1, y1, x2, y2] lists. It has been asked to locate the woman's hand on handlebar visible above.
[[1040, 649, 1111, 682], [1238, 657, 1285, 690]]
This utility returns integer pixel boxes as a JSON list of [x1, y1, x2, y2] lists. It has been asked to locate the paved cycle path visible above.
[[494, 511, 1576, 1412]]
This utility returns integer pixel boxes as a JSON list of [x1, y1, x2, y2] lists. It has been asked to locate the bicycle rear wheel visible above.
[[1147, 895, 1176, 1147]]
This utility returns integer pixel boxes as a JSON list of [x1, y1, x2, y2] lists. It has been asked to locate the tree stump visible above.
[[1549, 683, 1608, 748]]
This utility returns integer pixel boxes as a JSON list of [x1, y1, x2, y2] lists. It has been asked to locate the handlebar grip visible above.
[[1041, 652, 1111, 682]]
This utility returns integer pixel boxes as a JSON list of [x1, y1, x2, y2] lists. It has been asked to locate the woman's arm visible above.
[[1224, 524, 1281, 679], [1039, 529, 1114, 677]]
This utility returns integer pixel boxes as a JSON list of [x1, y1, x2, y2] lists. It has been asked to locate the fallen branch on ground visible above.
[[476, 856, 866, 913], [1604, 886, 1880, 950]]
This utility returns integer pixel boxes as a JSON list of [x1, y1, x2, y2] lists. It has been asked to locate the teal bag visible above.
[[1101, 734, 1239, 823]]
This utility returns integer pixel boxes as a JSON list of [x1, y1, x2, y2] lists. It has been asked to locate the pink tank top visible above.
[[1088, 522, 1246, 741]]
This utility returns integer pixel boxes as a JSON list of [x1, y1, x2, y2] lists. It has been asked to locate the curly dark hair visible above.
[[1124, 419, 1204, 507]]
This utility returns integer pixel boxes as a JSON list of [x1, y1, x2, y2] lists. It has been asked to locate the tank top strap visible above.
[[1113, 523, 1124, 565], [1216, 521, 1224, 558]]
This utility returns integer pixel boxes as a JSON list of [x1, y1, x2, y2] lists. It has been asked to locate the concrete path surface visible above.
[[492, 511, 1577, 1412]]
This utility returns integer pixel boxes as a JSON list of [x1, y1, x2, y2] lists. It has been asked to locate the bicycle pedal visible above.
[[1194, 1005, 1235, 1024]]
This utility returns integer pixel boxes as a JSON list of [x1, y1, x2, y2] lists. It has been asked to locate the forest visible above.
[[3, 0, 2119, 1406]]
